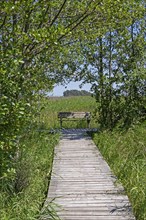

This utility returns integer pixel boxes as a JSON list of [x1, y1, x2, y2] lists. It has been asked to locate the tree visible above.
[[63, 90, 91, 97], [71, 0, 146, 129], [0, 0, 99, 179]]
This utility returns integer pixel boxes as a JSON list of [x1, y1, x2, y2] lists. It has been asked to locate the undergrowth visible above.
[[92, 122, 146, 220], [0, 128, 59, 220]]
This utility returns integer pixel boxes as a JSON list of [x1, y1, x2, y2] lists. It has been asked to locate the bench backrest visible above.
[[58, 112, 90, 119]]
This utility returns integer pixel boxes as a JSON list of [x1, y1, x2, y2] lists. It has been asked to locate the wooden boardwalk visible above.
[[45, 130, 135, 220]]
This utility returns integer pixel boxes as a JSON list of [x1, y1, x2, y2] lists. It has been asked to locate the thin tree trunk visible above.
[[108, 30, 113, 128], [99, 37, 104, 126]]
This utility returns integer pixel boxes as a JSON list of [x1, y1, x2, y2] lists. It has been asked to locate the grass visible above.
[[92, 122, 146, 220], [0, 127, 59, 220], [39, 96, 97, 129]]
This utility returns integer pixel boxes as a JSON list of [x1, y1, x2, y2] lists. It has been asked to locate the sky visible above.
[[49, 81, 92, 96]]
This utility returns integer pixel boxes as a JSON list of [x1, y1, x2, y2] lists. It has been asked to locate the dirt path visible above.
[[45, 129, 135, 220]]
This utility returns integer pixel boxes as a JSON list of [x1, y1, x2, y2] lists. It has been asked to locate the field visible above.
[[0, 95, 145, 220], [39, 96, 97, 129]]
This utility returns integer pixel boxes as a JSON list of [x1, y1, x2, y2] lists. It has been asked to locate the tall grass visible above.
[[0, 125, 59, 220], [92, 122, 146, 220], [39, 96, 97, 129]]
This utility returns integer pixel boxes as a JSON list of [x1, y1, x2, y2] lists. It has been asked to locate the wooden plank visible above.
[[44, 130, 135, 220]]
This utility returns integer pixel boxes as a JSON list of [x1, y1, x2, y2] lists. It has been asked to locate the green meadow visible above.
[[39, 96, 97, 129], [0, 96, 146, 220]]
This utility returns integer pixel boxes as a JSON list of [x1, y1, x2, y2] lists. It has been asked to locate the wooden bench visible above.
[[58, 112, 91, 128]]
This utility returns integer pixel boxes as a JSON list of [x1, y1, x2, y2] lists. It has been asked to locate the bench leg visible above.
[[60, 119, 62, 128], [87, 119, 90, 129]]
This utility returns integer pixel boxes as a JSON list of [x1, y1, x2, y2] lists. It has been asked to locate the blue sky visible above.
[[49, 81, 92, 96]]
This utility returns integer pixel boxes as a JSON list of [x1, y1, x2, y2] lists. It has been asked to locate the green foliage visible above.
[[0, 127, 59, 220], [1, 0, 145, 181], [92, 122, 146, 220], [0, 0, 114, 180], [0, 0, 98, 180], [75, 1, 146, 130]]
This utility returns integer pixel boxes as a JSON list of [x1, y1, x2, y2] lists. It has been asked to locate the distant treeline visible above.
[[63, 90, 92, 97]]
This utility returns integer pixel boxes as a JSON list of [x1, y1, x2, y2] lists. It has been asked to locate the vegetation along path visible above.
[[46, 129, 135, 220]]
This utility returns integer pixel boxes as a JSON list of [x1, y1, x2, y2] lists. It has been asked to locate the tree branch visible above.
[[58, 13, 90, 41], [23, 9, 33, 33], [58, 1, 100, 41], [49, 0, 67, 27], [38, 5, 50, 29], [0, 15, 7, 29]]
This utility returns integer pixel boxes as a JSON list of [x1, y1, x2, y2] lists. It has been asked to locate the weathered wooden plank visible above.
[[47, 194, 129, 200]]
